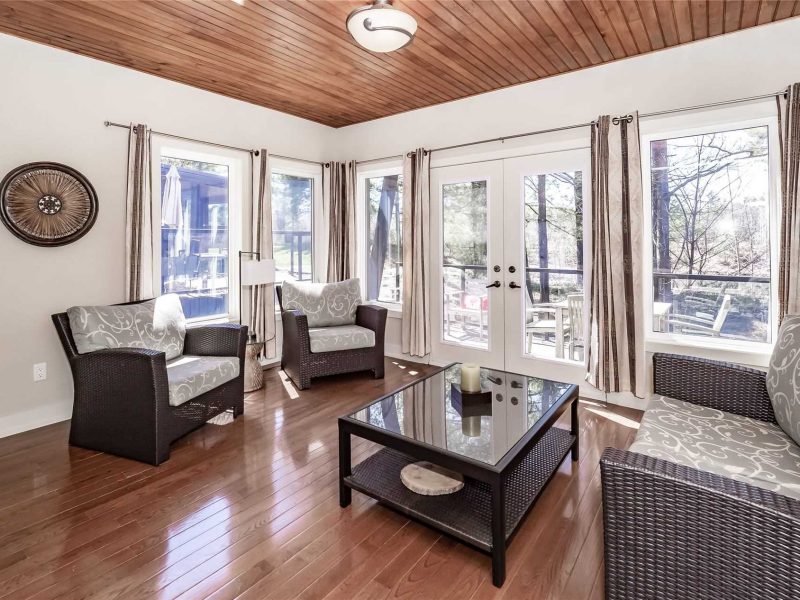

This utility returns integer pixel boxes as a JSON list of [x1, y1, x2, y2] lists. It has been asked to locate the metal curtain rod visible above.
[[103, 121, 323, 167], [354, 89, 785, 165]]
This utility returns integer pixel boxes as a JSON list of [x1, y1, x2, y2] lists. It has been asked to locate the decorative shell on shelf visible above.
[[0, 162, 98, 246]]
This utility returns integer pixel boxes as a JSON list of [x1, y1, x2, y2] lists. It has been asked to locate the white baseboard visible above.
[[0, 401, 71, 439]]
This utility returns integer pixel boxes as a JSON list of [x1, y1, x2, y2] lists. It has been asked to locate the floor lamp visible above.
[[239, 251, 275, 339]]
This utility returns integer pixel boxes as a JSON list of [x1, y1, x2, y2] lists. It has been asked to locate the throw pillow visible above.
[[67, 293, 186, 360], [767, 314, 800, 445], [281, 278, 362, 327]]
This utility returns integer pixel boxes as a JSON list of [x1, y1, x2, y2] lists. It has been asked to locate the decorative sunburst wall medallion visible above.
[[0, 162, 98, 246]]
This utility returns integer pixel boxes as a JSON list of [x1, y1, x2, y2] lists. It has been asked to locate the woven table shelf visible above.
[[345, 427, 575, 552]]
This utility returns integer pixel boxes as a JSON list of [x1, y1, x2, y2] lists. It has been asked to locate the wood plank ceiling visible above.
[[0, 1, 798, 128]]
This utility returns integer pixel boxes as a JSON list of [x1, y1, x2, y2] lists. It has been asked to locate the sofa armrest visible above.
[[184, 323, 247, 359], [69, 348, 171, 464], [653, 352, 775, 422], [356, 304, 387, 349], [601, 447, 800, 600]]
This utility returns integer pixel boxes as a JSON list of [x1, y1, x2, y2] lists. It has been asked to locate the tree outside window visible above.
[[272, 172, 313, 282], [649, 126, 771, 342], [366, 175, 403, 302]]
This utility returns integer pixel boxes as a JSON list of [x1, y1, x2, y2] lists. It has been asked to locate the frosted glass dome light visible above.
[[346, 0, 417, 53]]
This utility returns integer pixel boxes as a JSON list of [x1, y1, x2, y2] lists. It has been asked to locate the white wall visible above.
[[0, 34, 336, 437]]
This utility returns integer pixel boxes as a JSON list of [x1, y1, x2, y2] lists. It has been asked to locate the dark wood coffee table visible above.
[[338, 363, 579, 587]]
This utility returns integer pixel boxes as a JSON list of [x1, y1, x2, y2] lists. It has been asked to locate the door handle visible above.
[[509, 282, 521, 289], [486, 280, 501, 288]]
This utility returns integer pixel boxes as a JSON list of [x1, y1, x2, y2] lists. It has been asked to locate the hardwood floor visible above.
[[0, 359, 641, 600]]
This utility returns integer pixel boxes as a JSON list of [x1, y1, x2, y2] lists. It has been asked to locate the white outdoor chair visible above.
[[666, 293, 732, 337]]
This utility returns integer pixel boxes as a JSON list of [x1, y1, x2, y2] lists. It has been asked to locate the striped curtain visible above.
[[324, 161, 357, 282], [777, 83, 800, 322], [587, 115, 645, 398], [250, 149, 276, 358], [124, 123, 155, 301], [401, 148, 431, 357]]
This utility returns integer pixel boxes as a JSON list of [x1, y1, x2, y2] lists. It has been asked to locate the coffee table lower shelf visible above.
[[343, 426, 575, 553]]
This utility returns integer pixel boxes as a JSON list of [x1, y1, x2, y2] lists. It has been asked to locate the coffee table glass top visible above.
[[346, 364, 574, 466]]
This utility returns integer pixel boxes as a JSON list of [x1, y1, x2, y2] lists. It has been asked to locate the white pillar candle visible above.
[[461, 363, 481, 392]]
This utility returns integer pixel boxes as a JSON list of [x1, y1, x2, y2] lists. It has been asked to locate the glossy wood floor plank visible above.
[[0, 359, 642, 599]]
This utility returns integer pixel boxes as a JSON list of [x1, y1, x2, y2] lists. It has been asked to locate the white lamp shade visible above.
[[241, 258, 274, 286], [347, 3, 417, 53]]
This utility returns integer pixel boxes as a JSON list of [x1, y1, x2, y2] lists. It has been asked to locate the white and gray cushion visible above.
[[281, 278, 362, 327], [767, 314, 800, 446], [67, 294, 186, 360], [308, 325, 375, 353], [630, 394, 800, 500], [165, 355, 240, 407]]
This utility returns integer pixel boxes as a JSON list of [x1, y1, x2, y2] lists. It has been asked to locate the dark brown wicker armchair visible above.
[[52, 302, 247, 466], [601, 353, 800, 600], [277, 285, 387, 390]]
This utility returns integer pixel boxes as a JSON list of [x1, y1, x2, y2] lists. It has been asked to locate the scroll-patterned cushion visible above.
[[767, 314, 800, 446], [281, 278, 362, 327], [308, 325, 375, 353], [630, 395, 800, 499], [165, 355, 239, 406], [67, 294, 186, 360]]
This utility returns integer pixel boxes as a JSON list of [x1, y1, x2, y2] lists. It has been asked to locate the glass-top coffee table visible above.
[[338, 363, 579, 587]]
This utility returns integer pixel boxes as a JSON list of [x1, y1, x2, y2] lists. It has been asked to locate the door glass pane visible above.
[[649, 126, 771, 342], [523, 171, 584, 361], [272, 173, 313, 282], [366, 174, 404, 303], [441, 180, 488, 349], [160, 156, 229, 320]]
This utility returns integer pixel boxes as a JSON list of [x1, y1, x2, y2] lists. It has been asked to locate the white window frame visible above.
[[151, 137, 244, 324], [356, 161, 404, 315], [640, 109, 780, 363], [270, 158, 323, 285]]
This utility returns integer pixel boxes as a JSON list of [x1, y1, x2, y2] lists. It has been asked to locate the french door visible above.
[[430, 150, 590, 385], [430, 161, 505, 369]]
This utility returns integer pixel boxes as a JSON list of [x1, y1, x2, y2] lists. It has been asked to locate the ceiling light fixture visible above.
[[346, 0, 417, 53]]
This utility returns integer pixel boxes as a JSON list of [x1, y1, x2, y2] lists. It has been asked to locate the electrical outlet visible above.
[[33, 362, 47, 382]]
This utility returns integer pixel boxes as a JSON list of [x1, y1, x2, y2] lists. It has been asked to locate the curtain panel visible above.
[[778, 83, 800, 322], [401, 148, 431, 358], [587, 114, 645, 398], [324, 161, 357, 282], [124, 123, 155, 302], [250, 149, 276, 358]]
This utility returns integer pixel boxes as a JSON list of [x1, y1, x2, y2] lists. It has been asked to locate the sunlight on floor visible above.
[[278, 370, 300, 400], [584, 405, 641, 430]]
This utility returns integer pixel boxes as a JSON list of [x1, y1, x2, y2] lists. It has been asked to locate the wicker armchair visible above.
[[277, 285, 387, 390], [52, 303, 247, 466], [601, 353, 800, 600]]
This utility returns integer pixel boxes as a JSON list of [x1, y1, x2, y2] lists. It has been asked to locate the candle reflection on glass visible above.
[[462, 416, 481, 437]]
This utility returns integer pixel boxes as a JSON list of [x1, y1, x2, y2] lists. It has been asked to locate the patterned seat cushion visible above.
[[281, 278, 362, 327], [630, 395, 800, 499], [67, 294, 186, 360], [767, 314, 800, 446], [308, 325, 375, 353], [166, 355, 240, 407]]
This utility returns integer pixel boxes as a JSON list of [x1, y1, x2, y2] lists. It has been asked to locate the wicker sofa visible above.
[[277, 280, 387, 390], [601, 352, 800, 600], [53, 298, 247, 465]]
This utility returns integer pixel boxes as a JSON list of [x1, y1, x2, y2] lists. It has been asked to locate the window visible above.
[[366, 174, 403, 303], [272, 172, 313, 282], [441, 179, 488, 349], [158, 152, 238, 321], [646, 124, 773, 344], [523, 170, 584, 361]]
